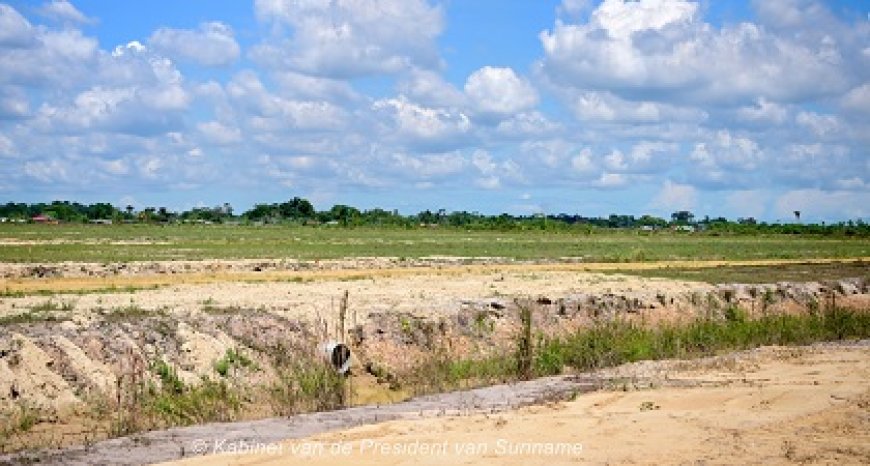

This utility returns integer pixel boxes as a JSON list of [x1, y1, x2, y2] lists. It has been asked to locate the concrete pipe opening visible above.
[[322, 341, 352, 375]]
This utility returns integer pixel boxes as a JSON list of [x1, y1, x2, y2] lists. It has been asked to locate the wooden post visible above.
[[339, 290, 348, 341]]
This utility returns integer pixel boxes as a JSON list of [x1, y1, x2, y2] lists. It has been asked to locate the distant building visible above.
[[31, 214, 52, 223], [89, 219, 113, 225]]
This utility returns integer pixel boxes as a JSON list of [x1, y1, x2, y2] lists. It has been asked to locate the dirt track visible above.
[[161, 341, 870, 466], [5, 341, 865, 465]]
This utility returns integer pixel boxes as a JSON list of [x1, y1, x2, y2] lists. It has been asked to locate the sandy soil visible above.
[[0, 269, 713, 324], [3, 257, 866, 293], [163, 342, 870, 466]]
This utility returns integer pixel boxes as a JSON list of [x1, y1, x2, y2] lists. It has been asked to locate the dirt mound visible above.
[[0, 275, 866, 419]]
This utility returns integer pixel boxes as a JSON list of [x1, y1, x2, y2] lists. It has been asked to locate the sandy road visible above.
[[161, 342, 870, 466]]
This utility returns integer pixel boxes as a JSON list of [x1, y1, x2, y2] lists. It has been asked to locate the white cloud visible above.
[[225, 71, 347, 132], [471, 149, 523, 189], [39, 1, 94, 25], [0, 134, 15, 157], [539, 0, 860, 105], [373, 96, 471, 149], [388, 152, 466, 179], [0, 1, 866, 220], [149, 22, 240, 67], [772, 143, 857, 189], [272, 71, 359, 103], [111, 40, 145, 58], [736, 98, 788, 125], [1, 27, 98, 87], [197, 121, 242, 145], [33, 86, 185, 136], [495, 112, 561, 137], [796, 111, 841, 137], [23, 160, 62, 182], [650, 180, 697, 211], [603, 141, 677, 174], [100, 158, 130, 176], [841, 84, 870, 114], [464, 66, 538, 117], [592, 172, 628, 189], [398, 68, 465, 107], [571, 147, 596, 174], [252, 0, 443, 78], [0, 4, 36, 47], [774, 189, 870, 221], [0, 86, 30, 119], [28, 46, 191, 135], [691, 131, 762, 171], [568, 90, 704, 123], [725, 190, 768, 219]]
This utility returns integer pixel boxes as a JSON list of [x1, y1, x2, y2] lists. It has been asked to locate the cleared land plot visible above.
[[0, 224, 867, 262], [612, 260, 870, 284]]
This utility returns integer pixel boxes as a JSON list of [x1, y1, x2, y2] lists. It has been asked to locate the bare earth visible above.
[[163, 342, 870, 466]]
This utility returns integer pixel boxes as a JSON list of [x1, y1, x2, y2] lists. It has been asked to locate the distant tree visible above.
[[670, 210, 695, 225], [140, 207, 156, 223], [278, 197, 314, 220], [329, 204, 360, 226], [638, 214, 667, 227]]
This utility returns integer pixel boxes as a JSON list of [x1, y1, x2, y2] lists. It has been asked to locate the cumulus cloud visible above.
[[0, 27, 98, 87], [795, 111, 841, 137], [605, 141, 677, 173], [840, 84, 870, 114], [725, 190, 768, 219], [567, 90, 706, 123], [735, 98, 789, 125], [372, 96, 472, 150], [39, 1, 95, 24], [272, 71, 360, 103], [1, 1, 866, 219], [538, 0, 861, 105], [495, 112, 561, 138], [252, 0, 443, 78], [398, 68, 465, 108], [464, 66, 538, 117], [774, 189, 870, 221], [149, 22, 240, 67], [225, 71, 347, 132], [688, 130, 765, 187], [197, 121, 242, 145], [387, 151, 467, 180], [471, 150, 524, 189], [650, 180, 697, 212], [0, 86, 30, 119], [0, 4, 36, 47], [570, 147, 597, 175]]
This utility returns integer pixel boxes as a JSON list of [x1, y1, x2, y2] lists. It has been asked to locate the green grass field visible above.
[[0, 224, 868, 263]]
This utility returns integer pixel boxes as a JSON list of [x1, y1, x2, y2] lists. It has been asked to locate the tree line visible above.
[[0, 199, 867, 235]]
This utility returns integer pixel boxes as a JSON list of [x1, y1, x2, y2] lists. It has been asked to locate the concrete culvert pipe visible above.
[[322, 341, 352, 375]]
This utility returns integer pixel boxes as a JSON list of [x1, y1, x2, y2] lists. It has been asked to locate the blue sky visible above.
[[0, 0, 868, 221]]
